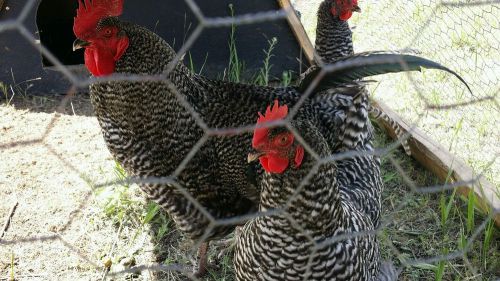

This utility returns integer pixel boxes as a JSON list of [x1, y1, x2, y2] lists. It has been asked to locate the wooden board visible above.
[[277, 0, 316, 65], [372, 100, 500, 226]]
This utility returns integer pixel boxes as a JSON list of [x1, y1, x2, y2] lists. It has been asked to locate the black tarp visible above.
[[0, 0, 309, 94]]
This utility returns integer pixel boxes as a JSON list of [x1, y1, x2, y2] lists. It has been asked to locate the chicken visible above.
[[311, 0, 384, 228], [314, 0, 411, 155], [235, 100, 379, 281], [315, 0, 359, 63], [72, 0, 471, 275]]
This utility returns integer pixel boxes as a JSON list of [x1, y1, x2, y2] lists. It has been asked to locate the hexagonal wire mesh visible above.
[[0, 0, 498, 280]]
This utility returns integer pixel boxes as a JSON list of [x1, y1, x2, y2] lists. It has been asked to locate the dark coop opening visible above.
[[37, 0, 84, 67]]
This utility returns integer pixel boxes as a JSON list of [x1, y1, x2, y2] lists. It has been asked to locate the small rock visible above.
[[120, 256, 136, 267], [103, 257, 112, 269]]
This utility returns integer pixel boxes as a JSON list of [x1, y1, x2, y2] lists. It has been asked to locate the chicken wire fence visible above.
[[350, 0, 500, 188], [0, 0, 498, 280]]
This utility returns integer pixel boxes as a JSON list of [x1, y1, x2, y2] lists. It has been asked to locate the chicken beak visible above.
[[247, 151, 265, 163], [73, 38, 90, 51], [352, 5, 361, 12]]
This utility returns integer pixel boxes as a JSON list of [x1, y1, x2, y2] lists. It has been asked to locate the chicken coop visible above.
[[0, 0, 311, 94], [0, 0, 499, 280]]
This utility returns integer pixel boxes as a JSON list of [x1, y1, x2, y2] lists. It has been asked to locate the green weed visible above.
[[225, 4, 245, 83], [10, 251, 15, 281], [1, 82, 11, 105], [435, 257, 446, 281], [254, 37, 278, 86], [188, 52, 209, 75], [481, 217, 495, 266], [466, 191, 475, 234], [440, 188, 456, 228], [458, 227, 467, 250], [281, 70, 293, 87]]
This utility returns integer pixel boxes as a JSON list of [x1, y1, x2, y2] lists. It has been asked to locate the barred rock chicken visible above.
[[313, 0, 411, 155], [315, 0, 359, 62], [234, 100, 380, 281], [310, 0, 385, 228], [72, 0, 471, 275]]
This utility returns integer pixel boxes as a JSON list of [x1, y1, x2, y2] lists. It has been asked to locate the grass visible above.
[[9, 251, 15, 281], [1, 71, 49, 109], [295, 0, 499, 187], [0, 80, 27, 107], [374, 128, 499, 280], [223, 5, 286, 86], [1, 82, 11, 105], [188, 52, 209, 76], [90, 163, 179, 278], [225, 4, 244, 83], [253, 37, 278, 86], [293, 3, 499, 278]]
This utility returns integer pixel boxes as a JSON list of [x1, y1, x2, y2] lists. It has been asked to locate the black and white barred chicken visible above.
[[312, 0, 411, 155], [72, 0, 471, 275], [235, 100, 381, 281], [309, 0, 384, 229]]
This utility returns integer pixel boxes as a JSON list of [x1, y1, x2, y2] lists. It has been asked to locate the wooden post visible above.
[[277, 0, 316, 65]]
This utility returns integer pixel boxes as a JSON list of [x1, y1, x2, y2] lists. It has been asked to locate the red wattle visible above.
[[339, 10, 353, 21], [294, 146, 304, 168], [114, 37, 129, 61], [84, 47, 115, 76], [84, 49, 99, 76], [83, 37, 129, 77], [259, 157, 270, 172], [266, 156, 290, 174]]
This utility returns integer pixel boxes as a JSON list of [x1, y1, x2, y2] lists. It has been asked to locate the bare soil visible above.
[[0, 95, 161, 280]]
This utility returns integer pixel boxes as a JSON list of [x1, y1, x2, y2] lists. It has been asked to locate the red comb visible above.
[[74, 0, 124, 38], [331, 0, 359, 21], [252, 100, 288, 148], [257, 100, 288, 124]]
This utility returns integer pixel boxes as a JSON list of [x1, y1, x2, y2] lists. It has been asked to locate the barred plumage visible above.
[[234, 2, 399, 280], [315, 1, 355, 63], [235, 107, 380, 281], [312, 0, 383, 228], [315, 0, 411, 155], [86, 19, 379, 258], [368, 105, 411, 154], [74, 1, 466, 275], [86, 19, 427, 245]]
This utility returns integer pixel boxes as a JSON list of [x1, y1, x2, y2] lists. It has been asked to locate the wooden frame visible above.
[[373, 101, 499, 226], [277, 0, 316, 65]]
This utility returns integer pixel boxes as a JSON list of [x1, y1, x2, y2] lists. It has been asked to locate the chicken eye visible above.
[[103, 28, 113, 37], [274, 133, 292, 147]]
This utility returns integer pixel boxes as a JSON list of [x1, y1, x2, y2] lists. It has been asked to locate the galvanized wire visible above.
[[0, 0, 498, 280]]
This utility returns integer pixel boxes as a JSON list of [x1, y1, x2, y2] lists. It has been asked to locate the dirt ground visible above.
[[0, 95, 165, 280]]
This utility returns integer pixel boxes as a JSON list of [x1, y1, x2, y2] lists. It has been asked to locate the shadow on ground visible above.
[[4, 92, 95, 117]]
